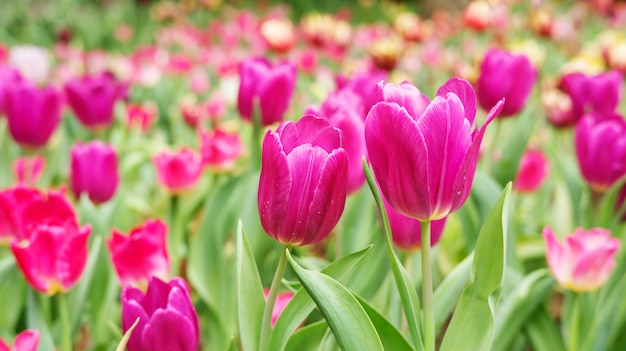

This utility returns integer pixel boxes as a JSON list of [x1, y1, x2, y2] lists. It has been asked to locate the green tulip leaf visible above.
[[524, 307, 566, 351], [286, 250, 384, 351], [236, 220, 266, 351], [284, 321, 328, 351], [434, 253, 472, 332], [355, 295, 414, 351], [269, 245, 373, 351], [492, 107, 537, 186], [440, 183, 511, 351]]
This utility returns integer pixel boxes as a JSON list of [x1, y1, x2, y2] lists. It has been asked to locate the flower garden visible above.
[[1, 0, 626, 350]]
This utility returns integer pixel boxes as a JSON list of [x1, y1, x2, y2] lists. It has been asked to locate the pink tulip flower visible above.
[[476, 48, 537, 117], [543, 227, 620, 292], [12, 156, 45, 186], [365, 78, 503, 221], [258, 115, 348, 246], [10, 192, 91, 295], [71, 141, 119, 204], [513, 149, 550, 193], [0, 329, 39, 351], [263, 289, 294, 326], [108, 219, 170, 289], [153, 148, 203, 194], [65, 72, 124, 129], [575, 112, 626, 193], [199, 128, 243, 171], [237, 57, 296, 126], [558, 70, 623, 127], [336, 69, 388, 118], [0, 65, 24, 115], [306, 88, 367, 194], [126, 102, 158, 133], [122, 277, 199, 351], [4, 80, 63, 148]]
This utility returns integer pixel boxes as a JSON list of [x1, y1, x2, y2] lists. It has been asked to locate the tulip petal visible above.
[[436, 77, 477, 124], [11, 227, 61, 293], [121, 298, 150, 351], [365, 102, 431, 220], [571, 242, 619, 291], [167, 278, 199, 339], [450, 99, 503, 213], [378, 81, 430, 121], [258, 132, 291, 239], [280, 115, 341, 154], [278, 145, 328, 245], [259, 63, 296, 125], [416, 94, 472, 219], [142, 309, 198, 351], [542, 227, 566, 283], [237, 58, 271, 120], [140, 277, 171, 315], [57, 225, 90, 290], [306, 149, 348, 244], [13, 330, 40, 351]]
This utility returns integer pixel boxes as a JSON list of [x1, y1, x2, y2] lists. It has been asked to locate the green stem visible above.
[[421, 220, 435, 351], [568, 292, 581, 351], [168, 194, 183, 276], [251, 99, 262, 171], [363, 158, 423, 350], [259, 247, 289, 351], [59, 293, 73, 351]]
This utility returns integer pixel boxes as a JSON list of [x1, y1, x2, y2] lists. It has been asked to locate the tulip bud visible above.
[[70, 141, 119, 204], [365, 78, 503, 221], [237, 57, 296, 126], [476, 48, 537, 117], [4, 81, 63, 148], [65, 72, 124, 129], [575, 112, 626, 193], [121, 277, 199, 351], [10, 192, 91, 295], [513, 149, 550, 194], [543, 227, 619, 292], [258, 115, 348, 246], [153, 148, 203, 194], [108, 219, 169, 289], [0, 329, 40, 351]]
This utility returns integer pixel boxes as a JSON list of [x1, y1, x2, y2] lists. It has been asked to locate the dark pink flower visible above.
[[0, 329, 39, 351], [153, 148, 203, 194], [65, 72, 124, 129], [70, 141, 119, 204], [365, 78, 503, 221], [121, 277, 199, 351], [513, 149, 550, 193], [237, 57, 296, 126], [199, 128, 243, 171], [258, 115, 348, 245], [0, 186, 42, 244], [476, 48, 537, 117]]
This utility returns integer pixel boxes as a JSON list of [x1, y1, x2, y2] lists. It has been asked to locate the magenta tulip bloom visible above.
[[237, 57, 296, 126], [336, 69, 388, 118], [559, 70, 622, 127], [258, 115, 348, 245], [365, 78, 503, 221], [306, 88, 367, 194], [0, 329, 39, 351], [263, 289, 294, 326], [384, 198, 447, 251], [513, 149, 550, 194], [575, 113, 626, 193], [199, 128, 243, 171], [122, 276, 199, 351], [543, 227, 620, 292], [10, 192, 90, 295], [71, 141, 119, 204], [4, 80, 63, 148], [153, 148, 203, 194], [65, 72, 124, 129], [476, 48, 537, 117], [108, 219, 169, 289]]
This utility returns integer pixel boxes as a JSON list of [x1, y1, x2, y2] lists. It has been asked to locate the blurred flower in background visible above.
[[0, 329, 40, 351], [70, 141, 119, 204]]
